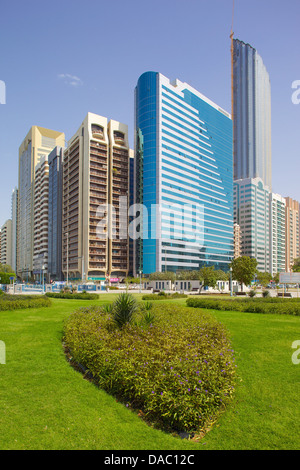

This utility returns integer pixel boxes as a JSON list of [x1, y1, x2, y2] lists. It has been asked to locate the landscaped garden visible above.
[[0, 293, 299, 450]]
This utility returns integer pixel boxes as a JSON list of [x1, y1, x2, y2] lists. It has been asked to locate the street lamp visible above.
[[139, 270, 142, 293], [230, 266, 233, 297], [42, 264, 45, 293], [65, 232, 69, 286]]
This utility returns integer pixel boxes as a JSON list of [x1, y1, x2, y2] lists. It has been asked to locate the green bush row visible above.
[[63, 303, 236, 434], [142, 292, 188, 300], [0, 295, 51, 311], [45, 292, 98, 300], [186, 297, 300, 315]]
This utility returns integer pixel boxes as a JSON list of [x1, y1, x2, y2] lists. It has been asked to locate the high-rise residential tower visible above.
[[285, 197, 299, 271], [17, 126, 65, 280], [0, 220, 12, 267], [48, 146, 64, 281], [11, 187, 18, 272], [62, 113, 130, 283], [269, 193, 286, 276], [134, 72, 233, 275], [234, 177, 270, 272], [33, 156, 49, 280], [232, 38, 272, 190]]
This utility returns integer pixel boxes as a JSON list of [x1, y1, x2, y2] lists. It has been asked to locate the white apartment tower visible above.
[[269, 193, 286, 276], [234, 177, 270, 272]]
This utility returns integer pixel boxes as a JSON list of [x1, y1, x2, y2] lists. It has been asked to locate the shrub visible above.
[[142, 293, 188, 300], [63, 304, 236, 434], [45, 292, 98, 300], [186, 297, 300, 316], [262, 290, 270, 298], [249, 289, 256, 298], [0, 294, 51, 311]]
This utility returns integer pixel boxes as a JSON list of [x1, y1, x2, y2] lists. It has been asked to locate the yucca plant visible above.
[[112, 293, 138, 328], [103, 303, 113, 314], [142, 310, 155, 327]]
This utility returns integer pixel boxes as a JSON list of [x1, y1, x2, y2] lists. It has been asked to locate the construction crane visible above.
[[230, 0, 235, 170]]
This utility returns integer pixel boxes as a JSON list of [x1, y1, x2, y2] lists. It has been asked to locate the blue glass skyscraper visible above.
[[232, 38, 272, 190], [134, 72, 233, 275]]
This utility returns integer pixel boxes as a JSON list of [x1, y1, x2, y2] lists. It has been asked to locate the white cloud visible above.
[[58, 73, 83, 87]]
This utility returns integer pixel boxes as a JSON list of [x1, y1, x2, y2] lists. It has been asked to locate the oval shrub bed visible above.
[[0, 294, 51, 311], [63, 301, 236, 434], [186, 297, 300, 315]]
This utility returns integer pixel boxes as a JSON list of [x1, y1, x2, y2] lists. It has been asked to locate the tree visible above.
[[149, 271, 176, 282], [0, 272, 16, 284], [198, 266, 219, 292], [230, 256, 258, 291], [0, 263, 14, 274], [292, 258, 300, 273], [256, 271, 273, 288], [176, 270, 200, 281]]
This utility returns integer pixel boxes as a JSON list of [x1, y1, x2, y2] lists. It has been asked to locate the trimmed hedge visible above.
[[0, 294, 51, 311], [63, 303, 236, 434], [142, 292, 188, 300], [45, 292, 98, 300], [186, 297, 300, 316]]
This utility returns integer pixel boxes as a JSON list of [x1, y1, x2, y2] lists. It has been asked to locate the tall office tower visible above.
[[33, 156, 49, 280], [62, 113, 130, 283], [17, 126, 65, 280], [232, 38, 272, 190], [48, 147, 64, 281], [269, 193, 286, 276], [285, 197, 299, 271], [11, 187, 18, 272], [1, 220, 12, 267], [134, 72, 233, 275], [234, 177, 270, 272]]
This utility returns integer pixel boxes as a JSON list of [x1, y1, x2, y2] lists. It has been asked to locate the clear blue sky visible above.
[[0, 0, 299, 225]]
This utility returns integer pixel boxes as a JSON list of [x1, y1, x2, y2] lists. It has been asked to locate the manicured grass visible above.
[[0, 294, 299, 449]]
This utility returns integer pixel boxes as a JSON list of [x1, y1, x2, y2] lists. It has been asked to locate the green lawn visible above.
[[0, 294, 299, 450]]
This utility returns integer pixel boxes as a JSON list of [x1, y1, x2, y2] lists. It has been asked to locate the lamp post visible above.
[[230, 266, 233, 297], [65, 232, 69, 286], [139, 270, 142, 293], [42, 264, 45, 293]]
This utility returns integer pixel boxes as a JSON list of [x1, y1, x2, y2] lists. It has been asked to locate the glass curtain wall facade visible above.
[[232, 38, 272, 190], [135, 72, 233, 275]]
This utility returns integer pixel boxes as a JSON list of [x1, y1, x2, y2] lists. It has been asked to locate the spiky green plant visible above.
[[112, 293, 138, 328]]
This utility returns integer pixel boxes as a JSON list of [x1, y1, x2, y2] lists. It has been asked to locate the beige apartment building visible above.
[[62, 113, 130, 283], [33, 156, 49, 280], [17, 126, 65, 280], [0, 219, 12, 267], [285, 197, 299, 271], [233, 223, 241, 259]]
